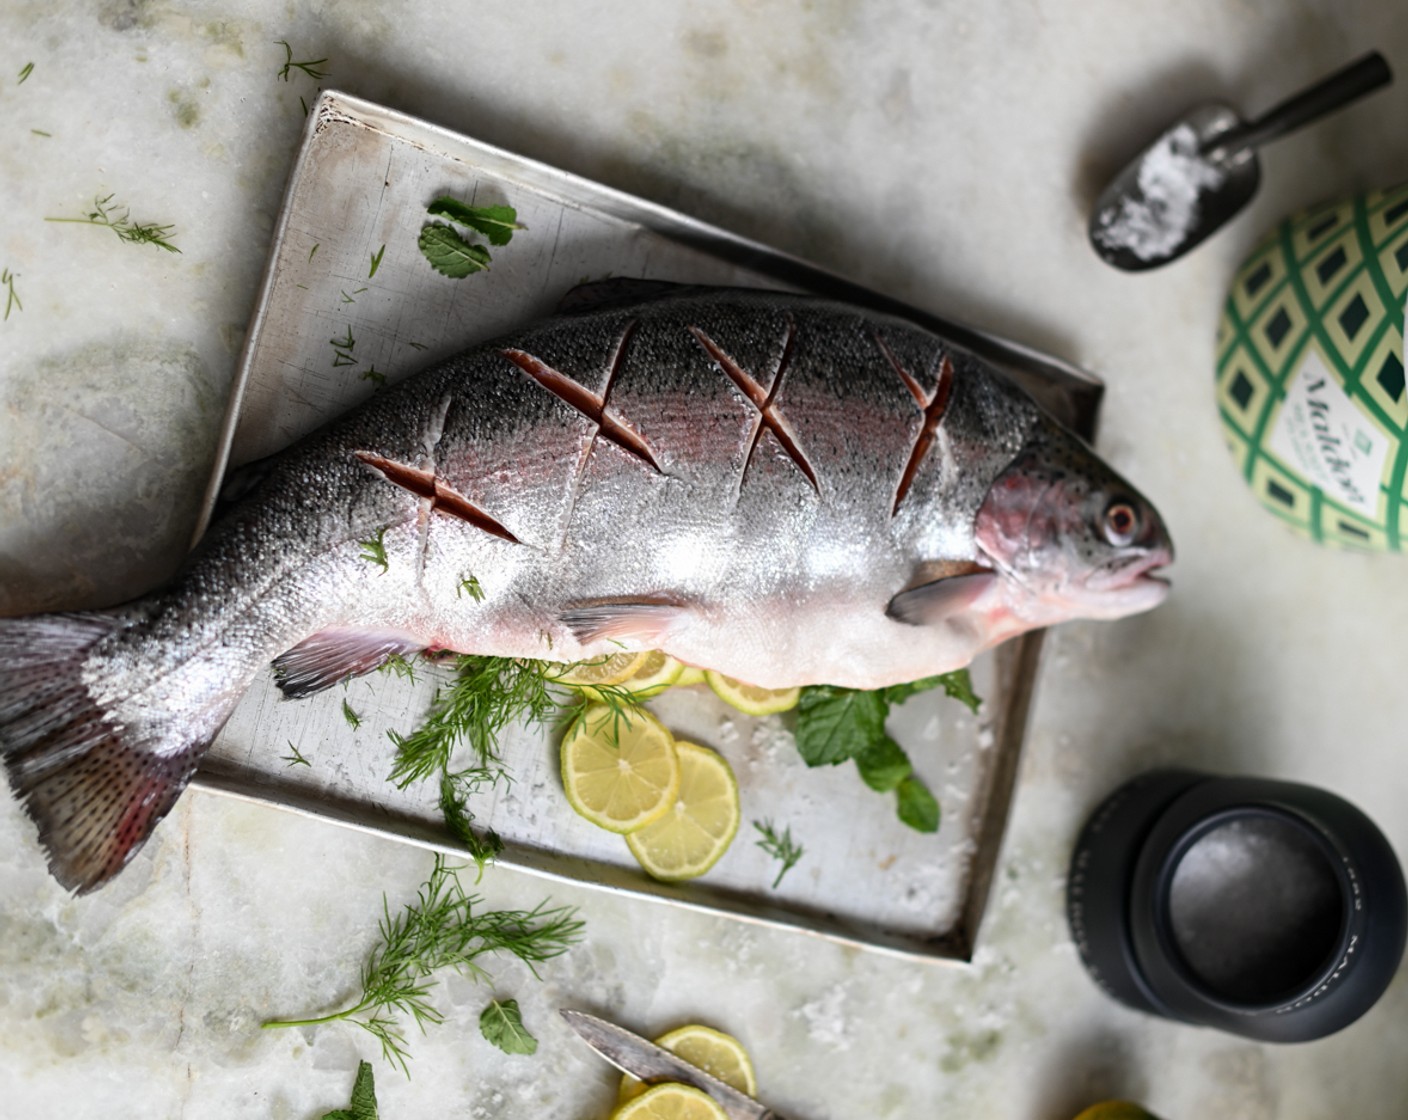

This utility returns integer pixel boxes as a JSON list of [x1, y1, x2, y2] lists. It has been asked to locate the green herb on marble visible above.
[[2, 269, 19, 320], [309, 243, 320, 263], [283, 741, 312, 767], [275, 40, 328, 82], [45, 194, 181, 253], [331, 324, 358, 367], [343, 699, 363, 730], [793, 670, 977, 834], [479, 998, 537, 1055], [369, 244, 386, 278], [361, 365, 387, 387], [341, 287, 368, 304], [262, 854, 582, 1076], [753, 819, 804, 888], [321, 1059, 379, 1120], [418, 198, 521, 279], [30, 129, 50, 137], [358, 528, 389, 573], [407, 341, 428, 351], [18, 62, 33, 84]]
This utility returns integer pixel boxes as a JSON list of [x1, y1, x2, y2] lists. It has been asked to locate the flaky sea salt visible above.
[[1094, 123, 1228, 260]]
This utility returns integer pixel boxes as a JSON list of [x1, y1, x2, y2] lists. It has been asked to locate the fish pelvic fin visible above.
[[886, 566, 999, 627], [559, 599, 689, 647], [0, 612, 205, 893], [272, 628, 425, 698]]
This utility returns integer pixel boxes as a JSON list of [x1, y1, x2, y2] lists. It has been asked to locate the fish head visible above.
[[974, 422, 1173, 623]]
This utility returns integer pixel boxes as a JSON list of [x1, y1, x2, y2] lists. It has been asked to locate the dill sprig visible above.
[[386, 654, 646, 869], [754, 819, 805, 888], [358, 528, 388, 572], [1, 268, 19, 321], [388, 656, 560, 788], [282, 741, 312, 768], [275, 40, 328, 82], [45, 193, 181, 252], [262, 855, 582, 1075]]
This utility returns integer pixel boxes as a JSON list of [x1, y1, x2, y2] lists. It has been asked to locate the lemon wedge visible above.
[[626, 742, 740, 880], [549, 651, 647, 689], [610, 1083, 727, 1120], [704, 671, 800, 716], [618, 1024, 757, 1104], [561, 704, 680, 833]]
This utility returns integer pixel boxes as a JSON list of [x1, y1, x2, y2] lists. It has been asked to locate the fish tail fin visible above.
[[0, 611, 203, 893]]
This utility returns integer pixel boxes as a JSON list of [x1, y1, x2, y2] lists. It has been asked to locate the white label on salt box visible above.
[[1268, 348, 1389, 516]]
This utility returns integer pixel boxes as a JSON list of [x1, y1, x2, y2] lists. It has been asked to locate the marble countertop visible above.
[[3, 3, 1407, 1118]]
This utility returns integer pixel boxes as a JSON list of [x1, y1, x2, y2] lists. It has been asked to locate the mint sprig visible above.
[[418, 198, 521, 279], [794, 671, 978, 833]]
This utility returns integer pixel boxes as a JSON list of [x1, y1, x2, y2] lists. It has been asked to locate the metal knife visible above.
[[560, 1009, 792, 1120]]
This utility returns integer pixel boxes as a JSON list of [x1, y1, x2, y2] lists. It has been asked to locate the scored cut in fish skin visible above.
[[0, 284, 1173, 892]]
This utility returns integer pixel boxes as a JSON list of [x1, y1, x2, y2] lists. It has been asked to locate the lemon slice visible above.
[[620, 651, 687, 698], [610, 1083, 728, 1120], [618, 1025, 757, 1104], [549, 651, 647, 689], [674, 664, 707, 687], [561, 704, 680, 833], [626, 742, 740, 880], [704, 671, 800, 716], [1073, 1105, 1159, 1120]]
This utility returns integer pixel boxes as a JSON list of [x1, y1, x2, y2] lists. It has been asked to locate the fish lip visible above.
[[1094, 545, 1174, 591]]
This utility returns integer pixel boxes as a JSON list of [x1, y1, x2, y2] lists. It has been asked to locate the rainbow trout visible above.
[[0, 284, 1172, 891]]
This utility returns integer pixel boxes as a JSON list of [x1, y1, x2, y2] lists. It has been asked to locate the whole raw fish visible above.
[[0, 283, 1172, 892]]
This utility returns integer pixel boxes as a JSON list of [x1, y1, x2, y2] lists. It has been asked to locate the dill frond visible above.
[[262, 855, 582, 1075]]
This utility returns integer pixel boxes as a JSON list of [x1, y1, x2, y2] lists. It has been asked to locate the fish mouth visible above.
[[1082, 548, 1173, 616]]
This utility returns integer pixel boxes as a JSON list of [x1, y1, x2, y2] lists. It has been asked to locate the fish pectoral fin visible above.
[[886, 567, 999, 627], [559, 599, 689, 646], [272, 629, 424, 698]]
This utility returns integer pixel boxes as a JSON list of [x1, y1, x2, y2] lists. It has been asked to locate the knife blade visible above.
[[560, 1009, 788, 1120]]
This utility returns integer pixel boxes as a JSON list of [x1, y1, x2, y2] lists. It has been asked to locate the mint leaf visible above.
[[794, 685, 886, 766], [480, 998, 538, 1055], [934, 668, 980, 714], [427, 199, 523, 246], [896, 776, 940, 833], [322, 1060, 378, 1120], [854, 735, 912, 792], [418, 223, 491, 278]]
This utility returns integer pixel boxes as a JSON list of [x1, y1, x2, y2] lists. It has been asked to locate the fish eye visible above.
[[1102, 500, 1140, 547]]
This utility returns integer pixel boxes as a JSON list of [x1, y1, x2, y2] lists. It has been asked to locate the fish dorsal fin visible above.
[[886, 564, 998, 627], [559, 599, 688, 646], [554, 278, 692, 316], [272, 629, 424, 698]]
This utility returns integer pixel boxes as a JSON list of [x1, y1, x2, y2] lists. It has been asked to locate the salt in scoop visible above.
[[1090, 52, 1392, 271]]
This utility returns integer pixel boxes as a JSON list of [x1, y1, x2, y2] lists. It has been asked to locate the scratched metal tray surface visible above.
[[191, 91, 1102, 963]]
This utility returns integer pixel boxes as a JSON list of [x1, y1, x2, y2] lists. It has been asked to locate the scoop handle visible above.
[[1207, 51, 1393, 158]]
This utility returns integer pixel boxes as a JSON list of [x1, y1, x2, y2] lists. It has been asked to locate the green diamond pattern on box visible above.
[[1217, 184, 1408, 549]]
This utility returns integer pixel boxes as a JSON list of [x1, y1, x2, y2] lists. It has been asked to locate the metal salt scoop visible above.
[[1089, 52, 1392, 271]]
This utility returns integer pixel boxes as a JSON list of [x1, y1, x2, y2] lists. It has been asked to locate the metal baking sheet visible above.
[[192, 91, 1100, 963]]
